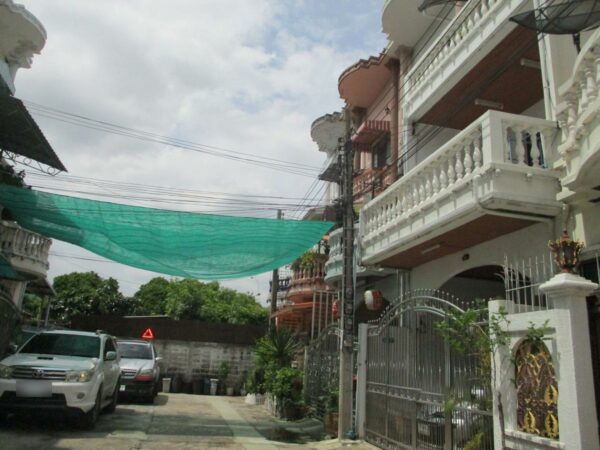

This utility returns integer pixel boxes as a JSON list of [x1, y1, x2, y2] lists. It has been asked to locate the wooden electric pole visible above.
[[269, 209, 282, 332], [338, 108, 354, 438]]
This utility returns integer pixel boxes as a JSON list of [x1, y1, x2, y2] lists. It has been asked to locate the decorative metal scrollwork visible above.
[[515, 340, 559, 439]]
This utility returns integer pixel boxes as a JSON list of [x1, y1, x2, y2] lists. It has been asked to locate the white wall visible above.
[[366, 221, 555, 298], [403, 123, 460, 173]]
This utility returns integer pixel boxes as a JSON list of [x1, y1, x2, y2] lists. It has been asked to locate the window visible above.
[[373, 135, 391, 169], [104, 338, 116, 358], [20, 333, 101, 358], [116, 342, 153, 360]]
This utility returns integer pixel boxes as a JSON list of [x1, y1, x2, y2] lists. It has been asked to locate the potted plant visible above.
[[324, 388, 339, 436], [218, 361, 232, 395]]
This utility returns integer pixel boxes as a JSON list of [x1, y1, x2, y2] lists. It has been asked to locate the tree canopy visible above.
[[51, 272, 129, 322], [50, 272, 268, 326]]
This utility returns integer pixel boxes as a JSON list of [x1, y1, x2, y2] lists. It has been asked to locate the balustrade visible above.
[[0, 221, 51, 271], [557, 27, 600, 156], [406, 0, 502, 109], [360, 111, 558, 248]]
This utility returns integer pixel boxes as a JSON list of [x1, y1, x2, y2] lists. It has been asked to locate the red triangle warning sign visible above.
[[141, 328, 155, 340]]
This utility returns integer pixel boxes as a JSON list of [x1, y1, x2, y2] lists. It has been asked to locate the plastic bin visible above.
[[210, 378, 219, 395], [162, 377, 171, 393]]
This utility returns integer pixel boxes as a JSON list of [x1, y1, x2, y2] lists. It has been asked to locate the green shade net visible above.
[[0, 185, 334, 280]]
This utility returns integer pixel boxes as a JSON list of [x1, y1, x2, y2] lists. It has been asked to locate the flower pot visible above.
[[324, 412, 339, 437]]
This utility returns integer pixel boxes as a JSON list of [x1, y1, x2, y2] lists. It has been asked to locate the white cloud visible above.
[[13, 0, 385, 297]]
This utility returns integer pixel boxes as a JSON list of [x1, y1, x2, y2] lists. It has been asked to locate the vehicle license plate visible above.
[[418, 423, 430, 436], [16, 380, 52, 398], [119, 385, 126, 392]]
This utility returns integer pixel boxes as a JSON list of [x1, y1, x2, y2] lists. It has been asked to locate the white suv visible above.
[[0, 330, 121, 429]]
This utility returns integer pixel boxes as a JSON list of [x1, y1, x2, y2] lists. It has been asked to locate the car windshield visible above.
[[20, 333, 101, 358], [117, 342, 153, 360]]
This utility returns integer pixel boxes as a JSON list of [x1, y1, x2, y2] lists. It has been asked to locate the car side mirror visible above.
[[6, 343, 18, 355], [105, 351, 117, 361], [155, 356, 163, 363]]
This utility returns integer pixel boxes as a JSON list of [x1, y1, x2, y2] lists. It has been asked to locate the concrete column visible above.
[[488, 299, 515, 450], [539, 272, 600, 450], [355, 324, 368, 438]]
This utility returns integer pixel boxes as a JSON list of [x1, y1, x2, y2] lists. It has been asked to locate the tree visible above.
[[200, 288, 268, 326], [51, 272, 133, 322], [164, 279, 207, 320], [132, 277, 170, 315]]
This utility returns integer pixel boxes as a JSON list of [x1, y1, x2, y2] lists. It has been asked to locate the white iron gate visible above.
[[364, 290, 493, 450]]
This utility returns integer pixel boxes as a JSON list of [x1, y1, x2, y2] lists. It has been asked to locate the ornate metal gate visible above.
[[364, 290, 493, 450], [305, 323, 340, 418]]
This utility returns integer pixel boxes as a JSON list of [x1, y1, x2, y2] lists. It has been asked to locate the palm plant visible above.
[[255, 327, 300, 369]]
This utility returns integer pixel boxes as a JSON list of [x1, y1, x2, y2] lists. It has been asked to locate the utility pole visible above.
[[269, 209, 282, 332], [338, 108, 354, 438]]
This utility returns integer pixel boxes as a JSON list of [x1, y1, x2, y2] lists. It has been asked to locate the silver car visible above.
[[115, 339, 161, 403]]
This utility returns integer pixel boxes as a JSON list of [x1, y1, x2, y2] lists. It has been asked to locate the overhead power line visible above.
[[21, 99, 322, 178]]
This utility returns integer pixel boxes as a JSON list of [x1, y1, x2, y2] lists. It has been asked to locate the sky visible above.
[[14, 0, 387, 303]]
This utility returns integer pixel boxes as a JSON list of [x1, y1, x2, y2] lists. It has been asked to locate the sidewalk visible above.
[[225, 396, 378, 450]]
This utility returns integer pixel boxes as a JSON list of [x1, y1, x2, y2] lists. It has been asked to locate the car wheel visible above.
[[104, 379, 120, 413], [79, 387, 102, 429]]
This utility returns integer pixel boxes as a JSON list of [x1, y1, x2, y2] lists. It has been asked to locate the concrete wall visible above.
[[154, 339, 255, 385]]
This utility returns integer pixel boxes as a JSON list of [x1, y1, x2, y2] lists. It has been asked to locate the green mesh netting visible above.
[[0, 185, 334, 280]]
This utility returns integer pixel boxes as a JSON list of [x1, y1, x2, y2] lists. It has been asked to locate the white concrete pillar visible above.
[[355, 323, 368, 438], [539, 272, 600, 450], [489, 299, 516, 450]]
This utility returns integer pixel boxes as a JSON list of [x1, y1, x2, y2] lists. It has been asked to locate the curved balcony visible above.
[[0, 1, 46, 93], [382, 0, 435, 51], [311, 111, 345, 155], [287, 254, 328, 302], [338, 52, 391, 110], [359, 111, 562, 268], [0, 220, 51, 279]]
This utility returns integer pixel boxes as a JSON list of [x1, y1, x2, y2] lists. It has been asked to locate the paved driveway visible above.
[[0, 394, 377, 450]]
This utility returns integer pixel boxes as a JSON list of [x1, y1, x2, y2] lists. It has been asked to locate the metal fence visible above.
[[311, 290, 339, 340], [364, 290, 493, 450], [304, 323, 340, 419], [503, 253, 557, 314]]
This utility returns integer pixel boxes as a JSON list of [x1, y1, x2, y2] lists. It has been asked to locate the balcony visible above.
[[359, 111, 562, 268], [0, 221, 51, 279], [0, 0, 46, 94], [353, 166, 395, 205], [324, 226, 394, 285], [402, 0, 529, 121], [556, 27, 600, 203]]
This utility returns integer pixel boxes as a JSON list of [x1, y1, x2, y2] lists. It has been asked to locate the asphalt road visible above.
[[0, 394, 376, 450]]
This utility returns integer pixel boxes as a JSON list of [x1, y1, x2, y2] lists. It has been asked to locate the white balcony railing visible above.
[[324, 227, 343, 283], [557, 27, 600, 159], [360, 111, 561, 264], [0, 220, 51, 277], [404, 0, 526, 119]]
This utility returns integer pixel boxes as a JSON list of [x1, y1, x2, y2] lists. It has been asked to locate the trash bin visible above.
[[210, 378, 219, 395], [162, 377, 171, 393]]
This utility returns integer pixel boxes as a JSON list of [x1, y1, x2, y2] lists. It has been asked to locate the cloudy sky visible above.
[[14, 0, 387, 302]]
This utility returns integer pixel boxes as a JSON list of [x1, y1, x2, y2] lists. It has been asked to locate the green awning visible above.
[[0, 95, 66, 172], [0, 185, 334, 280]]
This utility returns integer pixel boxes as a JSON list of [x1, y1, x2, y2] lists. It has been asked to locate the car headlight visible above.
[[135, 368, 154, 381], [0, 364, 13, 379], [65, 369, 95, 383]]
